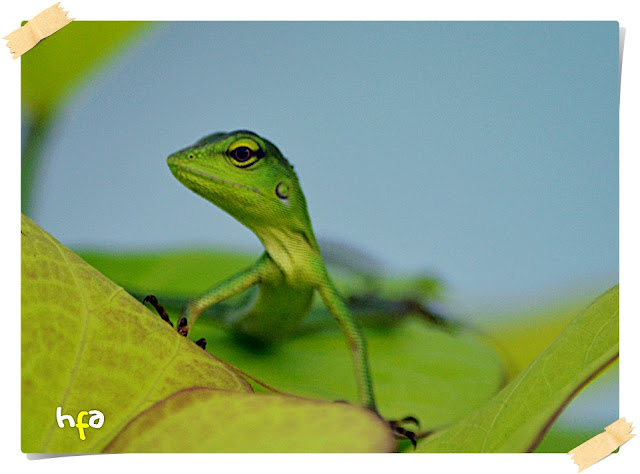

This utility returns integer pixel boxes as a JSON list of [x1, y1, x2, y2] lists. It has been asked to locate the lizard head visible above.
[[167, 130, 315, 240]]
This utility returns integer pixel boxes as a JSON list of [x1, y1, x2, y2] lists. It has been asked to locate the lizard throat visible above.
[[257, 227, 317, 280]]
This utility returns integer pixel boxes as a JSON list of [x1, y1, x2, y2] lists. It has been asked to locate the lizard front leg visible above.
[[316, 274, 420, 447], [180, 255, 267, 334], [143, 255, 267, 349], [315, 276, 376, 411]]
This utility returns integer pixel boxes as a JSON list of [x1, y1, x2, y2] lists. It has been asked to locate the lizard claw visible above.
[[143, 294, 173, 327], [390, 424, 417, 448], [388, 415, 421, 449]]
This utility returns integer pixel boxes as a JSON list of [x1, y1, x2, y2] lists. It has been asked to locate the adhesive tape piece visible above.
[[3, 2, 73, 59], [568, 417, 635, 472]]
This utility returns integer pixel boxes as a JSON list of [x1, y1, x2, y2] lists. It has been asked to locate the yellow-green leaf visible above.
[[21, 215, 251, 453], [104, 388, 395, 453], [416, 285, 618, 452]]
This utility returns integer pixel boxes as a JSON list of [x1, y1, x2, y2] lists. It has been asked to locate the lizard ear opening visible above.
[[275, 182, 289, 204]]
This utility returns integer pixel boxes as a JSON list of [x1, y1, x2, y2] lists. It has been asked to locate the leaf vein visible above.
[[480, 362, 535, 451], [583, 308, 618, 366]]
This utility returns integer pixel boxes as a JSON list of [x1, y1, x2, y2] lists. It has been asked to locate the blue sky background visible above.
[[26, 21, 619, 315]]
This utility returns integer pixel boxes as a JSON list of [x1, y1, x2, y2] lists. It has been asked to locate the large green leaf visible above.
[[190, 318, 505, 432], [78, 250, 507, 432], [21, 215, 251, 453], [416, 285, 619, 452], [104, 388, 394, 453]]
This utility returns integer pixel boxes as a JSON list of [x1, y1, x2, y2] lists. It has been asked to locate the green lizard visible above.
[[146, 130, 417, 443]]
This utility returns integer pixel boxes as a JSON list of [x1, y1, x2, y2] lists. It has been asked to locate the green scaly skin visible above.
[[166, 131, 377, 412]]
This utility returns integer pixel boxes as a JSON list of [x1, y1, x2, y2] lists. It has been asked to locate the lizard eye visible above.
[[232, 146, 253, 162], [227, 141, 264, 168]]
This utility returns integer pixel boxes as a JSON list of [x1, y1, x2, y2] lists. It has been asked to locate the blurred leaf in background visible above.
[[21, 21, 153, 214]]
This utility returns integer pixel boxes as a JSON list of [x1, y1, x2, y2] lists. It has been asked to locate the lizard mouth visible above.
[[174, 165, 264, 196]]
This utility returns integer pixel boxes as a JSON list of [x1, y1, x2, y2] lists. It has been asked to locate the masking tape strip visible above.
[[3, 2, 73, 59], [568, 418, 635, 472]]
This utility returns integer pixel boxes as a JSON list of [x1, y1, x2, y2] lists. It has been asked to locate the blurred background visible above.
[[21, 21, 619, 451]]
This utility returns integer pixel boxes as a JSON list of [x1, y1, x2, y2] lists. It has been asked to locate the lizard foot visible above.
[[332, 402, 422, 449], [142, 295, 173, 327], [143, 295, 204, 349], [177, 316, 189, 337], [388, 416, 420, 449], [333, 402, 421, 448]]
